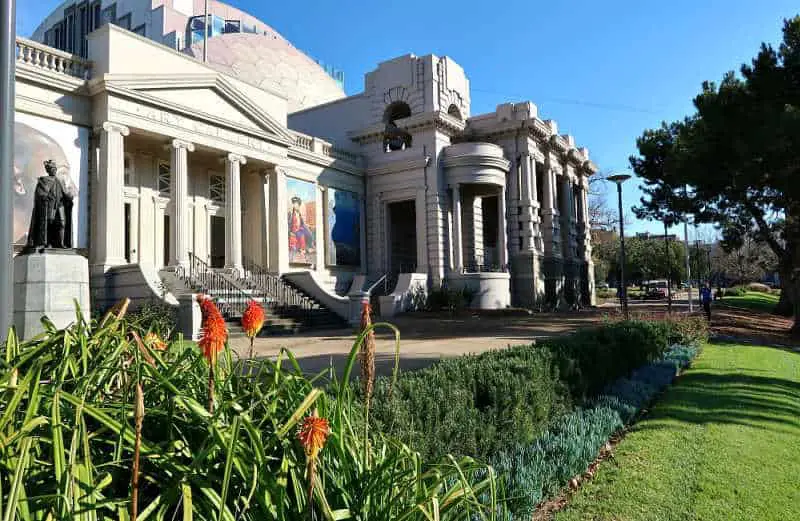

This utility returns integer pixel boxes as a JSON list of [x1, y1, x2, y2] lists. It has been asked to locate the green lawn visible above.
[[720, 291, 780, 313], [556, 343, 800, 521]]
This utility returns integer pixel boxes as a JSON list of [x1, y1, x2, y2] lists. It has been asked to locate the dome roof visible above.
[[187, 33, 346, 113]]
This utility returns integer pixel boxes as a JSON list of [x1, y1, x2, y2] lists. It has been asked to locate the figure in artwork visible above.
[[26, 159, 74, 249], [288, 196, 314, 263]]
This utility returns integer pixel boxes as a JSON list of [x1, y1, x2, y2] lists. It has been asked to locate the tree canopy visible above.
[[630, 16, 800, 334]]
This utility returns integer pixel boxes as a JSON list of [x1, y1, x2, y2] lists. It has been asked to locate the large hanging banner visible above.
[[287, 177, 317, 265], [326, 188, 361, 266], [13, 112, 89, 248]]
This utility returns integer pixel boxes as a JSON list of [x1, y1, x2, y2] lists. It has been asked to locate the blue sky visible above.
[[17, 0, 799, 238]]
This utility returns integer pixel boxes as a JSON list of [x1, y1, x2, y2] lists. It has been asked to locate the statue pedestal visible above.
[[13, 249, 90, 339]]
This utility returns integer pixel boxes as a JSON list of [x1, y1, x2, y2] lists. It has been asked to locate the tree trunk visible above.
[[775, 285, 793, 316]]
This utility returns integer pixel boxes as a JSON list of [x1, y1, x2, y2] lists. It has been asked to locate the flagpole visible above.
[[0, 0, 16, 341], [202, 0, 209, 62]]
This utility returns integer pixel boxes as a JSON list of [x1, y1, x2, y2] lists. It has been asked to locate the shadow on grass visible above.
[[636, 361, 800, 434]]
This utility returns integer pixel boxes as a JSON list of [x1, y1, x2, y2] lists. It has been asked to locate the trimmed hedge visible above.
[[368, 319, 707, 462], [370, 344, 569, 461], [495, 343, 699, 518]]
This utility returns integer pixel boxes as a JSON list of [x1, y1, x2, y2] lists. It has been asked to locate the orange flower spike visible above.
[[297, 409, 331, 460], [198, 298, 228, 366], [241, 300, 265, 339]]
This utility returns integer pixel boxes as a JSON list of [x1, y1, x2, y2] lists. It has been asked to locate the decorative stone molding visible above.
[[226, 152, 247, 165], [100, 121, 130, 137], [170, 139, 195, 152]]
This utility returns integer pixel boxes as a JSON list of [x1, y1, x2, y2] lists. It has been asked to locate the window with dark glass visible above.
[[66, 13, 75, 53], [224, 19, 240, 33], [102, 4, 116, 26], [133, 24, 145, 36], [92, 2, 101, 31], [117, 14, 131, 30]]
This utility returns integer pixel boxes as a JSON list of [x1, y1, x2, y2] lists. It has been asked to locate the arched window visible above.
[[383, 102, 412, 152], [447, 104, 462, 120], [383, 101, 412, 123]]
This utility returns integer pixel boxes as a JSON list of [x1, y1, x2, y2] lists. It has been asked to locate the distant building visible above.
[[635, 231, 678, 241]]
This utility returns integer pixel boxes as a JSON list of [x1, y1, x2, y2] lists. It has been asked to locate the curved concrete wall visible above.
[[446, 272, 511, 309]]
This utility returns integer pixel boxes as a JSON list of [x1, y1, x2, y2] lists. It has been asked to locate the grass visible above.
[[556, 342, 800, 521], [720, 290, 780, 313]]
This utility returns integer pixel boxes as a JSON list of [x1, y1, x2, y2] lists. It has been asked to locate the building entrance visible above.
[[388, 200, 417, 273], [210, 216, 225, 268]]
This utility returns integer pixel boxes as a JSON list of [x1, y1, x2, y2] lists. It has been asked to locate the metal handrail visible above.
[[178, 253, 258, 319], [241, 258, 315, 324]]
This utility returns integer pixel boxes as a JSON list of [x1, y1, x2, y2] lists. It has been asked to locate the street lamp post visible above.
[[0, 0, 16, 341], [608, 174, 631, 320]]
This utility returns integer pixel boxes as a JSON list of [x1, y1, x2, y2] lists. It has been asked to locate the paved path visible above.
[[229, 310, 609, 377]]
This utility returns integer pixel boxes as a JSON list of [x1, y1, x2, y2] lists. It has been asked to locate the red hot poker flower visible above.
[[241, 300, 265, 339], [198, 298, 227, 365], [297, 409, 331, 460]]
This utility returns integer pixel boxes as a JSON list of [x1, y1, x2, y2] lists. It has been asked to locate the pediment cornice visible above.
[[90, 73, 295, 146]]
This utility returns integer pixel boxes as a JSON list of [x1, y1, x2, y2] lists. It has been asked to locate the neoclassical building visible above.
[[15, 1, 596, 335]]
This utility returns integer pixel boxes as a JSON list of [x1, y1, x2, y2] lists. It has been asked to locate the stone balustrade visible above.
[[290, 130, 361, 165], [16, 37, 92, 80], [293, 132, 314, 151]]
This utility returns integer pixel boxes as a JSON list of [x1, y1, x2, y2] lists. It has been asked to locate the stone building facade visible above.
[[15, 1, 596, 332]]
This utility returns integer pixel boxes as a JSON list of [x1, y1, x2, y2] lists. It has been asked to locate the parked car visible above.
[[642, 279, 669, 300]]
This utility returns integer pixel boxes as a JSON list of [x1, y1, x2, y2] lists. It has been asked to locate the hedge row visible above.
[[495, 343, 699, 518], [367, 317, 707, 462]]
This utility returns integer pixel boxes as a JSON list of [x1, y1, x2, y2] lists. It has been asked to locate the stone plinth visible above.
[[14, 250, 90, 339]]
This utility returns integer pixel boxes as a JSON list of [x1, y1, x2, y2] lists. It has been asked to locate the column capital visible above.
[[226, 153, 247, 165], [100, 121, 130, 137], [170, 139, 195, 152]]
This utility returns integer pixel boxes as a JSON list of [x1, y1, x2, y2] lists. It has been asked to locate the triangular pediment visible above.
[[100, 74, 295, 145]]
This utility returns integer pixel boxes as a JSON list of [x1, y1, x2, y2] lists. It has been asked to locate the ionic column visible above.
[[497, 187, 507, 268], [169, 139, 194, 267], [93, 122, 130, 267], [224, 153, 246, 273], [451, 184, 463, 272], [519, 154, 535, 251], [359, 195, 367, 272]]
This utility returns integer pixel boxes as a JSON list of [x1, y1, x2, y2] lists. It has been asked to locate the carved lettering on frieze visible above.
[[110, 98, 270, 154]]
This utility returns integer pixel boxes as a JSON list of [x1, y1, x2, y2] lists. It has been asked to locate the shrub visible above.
[[495, 343, 699, 517], [747, 282, 772, 293], [725, 286, 747, 297], [126, 299, 178, 338], [370, 345, 569, 461], [546, 320, 672, 400], [425, 285, 478, 312], [368, 320, 677, 462]]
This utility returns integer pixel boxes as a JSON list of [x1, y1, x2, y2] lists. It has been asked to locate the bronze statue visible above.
[[26, 159, 74, 250]]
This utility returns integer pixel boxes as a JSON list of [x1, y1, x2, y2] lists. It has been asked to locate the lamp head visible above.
[[607, 173, 631, 185]]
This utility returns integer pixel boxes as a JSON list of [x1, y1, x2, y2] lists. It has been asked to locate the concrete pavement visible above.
[[229, 310, 610, 377]]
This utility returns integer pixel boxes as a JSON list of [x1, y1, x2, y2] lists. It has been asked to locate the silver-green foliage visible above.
[[495, 343, 699, 518]]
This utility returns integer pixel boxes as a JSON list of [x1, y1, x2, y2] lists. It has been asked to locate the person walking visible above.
[[700, 281, 713, 322]]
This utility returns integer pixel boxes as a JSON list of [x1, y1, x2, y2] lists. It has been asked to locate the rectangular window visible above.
[[224, 20, 240, 33], [209, 174, 225, 204], [102, 4, 116, 26], [158, 160, 171, 196], [117, 13, 131, 30], [133, 24, 145, 36], [66, 12, 74, 53], [92, 2, 101, 31], [124, 155, 133, 186]]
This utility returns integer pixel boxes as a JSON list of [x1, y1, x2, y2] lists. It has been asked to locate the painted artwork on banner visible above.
[[13, 112, 89, 249], [326, 189, 361, 266], [287, 177, 317, 265]]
